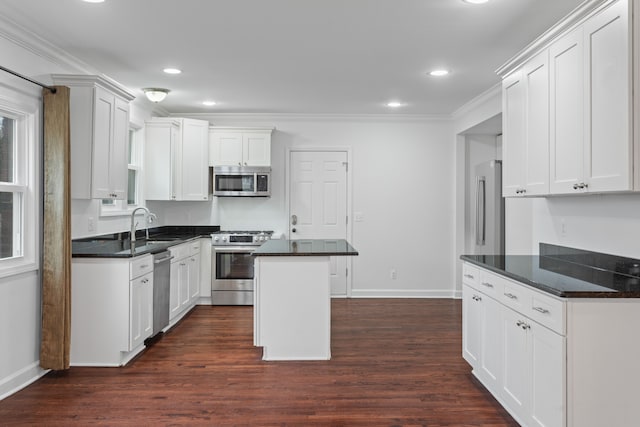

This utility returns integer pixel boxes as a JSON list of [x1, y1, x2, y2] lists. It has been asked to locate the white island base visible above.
[[254, 256, 331, 360]]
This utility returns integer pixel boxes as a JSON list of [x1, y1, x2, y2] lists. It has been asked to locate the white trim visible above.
[[496, 0, 617, 77], [0, 361, 49, 401], [186, 112, 451, 123], [285, 146, 354, 297], [351, 289, 459, 298], [452, 83, 501, 120]]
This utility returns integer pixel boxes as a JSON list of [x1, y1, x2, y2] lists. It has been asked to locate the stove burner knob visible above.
[[222, 237, 227, 242], [259, 236, 265, 241], [213, 236, 219, 242]]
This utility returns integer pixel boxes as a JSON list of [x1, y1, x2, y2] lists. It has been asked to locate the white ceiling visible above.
[[2, 0, 585, 116]]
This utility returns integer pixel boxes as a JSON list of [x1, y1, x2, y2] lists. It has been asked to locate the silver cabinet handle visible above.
[[504, 293, 518, 300], [532, 306, 550, 314], [516, 320, 530, 330], [140, 264, 149, 269], [463, 274, 474, 279], [481, 282, 494, 288], [141, 278, 149, 284], [472, 295, 482, 302]]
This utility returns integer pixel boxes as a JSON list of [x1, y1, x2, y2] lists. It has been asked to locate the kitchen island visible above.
[[252, 239, 358, 361]]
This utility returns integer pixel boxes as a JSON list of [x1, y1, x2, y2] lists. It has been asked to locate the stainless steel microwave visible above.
[[213, 166, 271, 197]]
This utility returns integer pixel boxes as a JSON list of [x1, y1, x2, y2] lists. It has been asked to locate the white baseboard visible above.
[[350, 289, 458, 298], [0, 361, 49, 401]]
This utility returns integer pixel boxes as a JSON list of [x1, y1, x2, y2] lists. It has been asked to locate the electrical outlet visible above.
[[88, 217, 95, 233], [561, 219, 567, 237], [390, 269, 397, 280]]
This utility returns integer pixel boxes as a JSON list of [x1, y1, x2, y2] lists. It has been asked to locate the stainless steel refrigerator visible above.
[[474, 160, 505, 255]]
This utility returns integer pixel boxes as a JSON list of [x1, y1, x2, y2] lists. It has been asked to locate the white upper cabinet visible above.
[[209, 127, 273, 167], [145, 118, 210, 201], [499, 0, 634, 197], [502, 49, 550, 198], [52, 74, 135, 200]]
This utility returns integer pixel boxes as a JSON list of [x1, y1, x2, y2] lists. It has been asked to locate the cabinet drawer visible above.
[[130, 254, 153, 279], [501, 279, 531, 313], [462, 263, 481, 287], [169, 242, 190, 260], [189, 240, 201, 256], [528, 292, 565, 335], [477, 270, 505, 299]]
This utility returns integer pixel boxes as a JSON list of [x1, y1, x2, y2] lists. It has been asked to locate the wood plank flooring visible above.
[[0, 299, 517, 426]]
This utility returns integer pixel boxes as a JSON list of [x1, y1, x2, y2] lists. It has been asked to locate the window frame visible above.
[[0, 95, 39, 278]]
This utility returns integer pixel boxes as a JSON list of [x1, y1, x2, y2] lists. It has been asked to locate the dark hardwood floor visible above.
[[0, 299, 517, 426]]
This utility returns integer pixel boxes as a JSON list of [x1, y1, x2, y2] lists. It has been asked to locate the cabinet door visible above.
[[502, 70, 526, 197], [145, 122, 178, 200], [110, 97, 129, 200], [462, 285, 482, 367], [549, 28, 584, 194], [179, 259, 190, 310], [169, 260, 181, 320], [523, 50, 550, 196], [501, 306, 530, 423], [243, 132, 271, 166], [130, 272, 153, 350], [210, 132, 243, 166], [180, 119, 210, 200], [91, 87, 115, 199], [480, 295, 503, 391], [530, 322, 565, 427], [584, 0, 631, 192], [188, 253, 201, 304]]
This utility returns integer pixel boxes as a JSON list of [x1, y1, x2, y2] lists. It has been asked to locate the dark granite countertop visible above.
[[461, 244, 640, 298], [72, 225, 220, 258], [253, 239, 359, 257]]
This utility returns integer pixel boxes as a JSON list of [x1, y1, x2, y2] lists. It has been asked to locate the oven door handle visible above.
[[213, 246, 257, 252]]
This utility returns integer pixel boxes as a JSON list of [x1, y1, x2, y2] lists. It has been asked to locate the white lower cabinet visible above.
[[463, 261, 640, 427], [169, 240, 202, 325], [71, 255, 153, 366]]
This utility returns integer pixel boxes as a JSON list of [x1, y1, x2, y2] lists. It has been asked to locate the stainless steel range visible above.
[[211, 230, 273, 305]]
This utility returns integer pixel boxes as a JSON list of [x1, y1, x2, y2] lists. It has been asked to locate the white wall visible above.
[[530, 195, 640, 257], [173, 114, 456, 297]]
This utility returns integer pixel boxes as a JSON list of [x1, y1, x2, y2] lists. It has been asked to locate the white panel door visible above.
[[462, 285, 482, 367], [501, 306, 530, 423], [530, 322, 565, 427], [584, 0, 630, 192], [91, 87, 114, 199], [180, 118, 210, 200], [481, 294, 503, 391], [523, 50, 550, 196], [549, 28, 584, 194], [289, 151, 348, 296], [210, 132, 243, 166], [243, 132, 271, 166], [502, 70, 525, 197]]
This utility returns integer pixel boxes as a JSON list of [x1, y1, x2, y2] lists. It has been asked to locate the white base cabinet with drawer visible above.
[[168, 240, 201, 327], [71, 255, 153, 366], [462, 262, 640, 427]]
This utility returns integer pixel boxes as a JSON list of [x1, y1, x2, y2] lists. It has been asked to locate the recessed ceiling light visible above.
[[82, 0, 105, 3], [202, 101, 217, 106], [462, 0, 489, 4], [163, 68, 182, 75], [429, 69, 450, 77], [387, 101, 403, 108]]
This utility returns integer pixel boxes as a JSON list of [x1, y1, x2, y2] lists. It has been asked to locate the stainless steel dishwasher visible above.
[[152, 251, 173, 337]]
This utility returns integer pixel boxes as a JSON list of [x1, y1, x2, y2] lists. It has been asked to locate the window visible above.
[[0, 95, 37, 277], [100, 124, 143, 215], [0, 115, 21, 259]]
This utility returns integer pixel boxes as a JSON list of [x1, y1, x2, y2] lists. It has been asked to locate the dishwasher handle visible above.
[[154, 255, 174, 264]]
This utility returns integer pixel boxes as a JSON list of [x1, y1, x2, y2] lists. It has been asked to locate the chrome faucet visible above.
[[130, 206, 157, 244]]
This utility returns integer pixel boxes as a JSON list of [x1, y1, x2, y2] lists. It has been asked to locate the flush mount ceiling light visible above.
[[202, 101, 217, 106], [163, 68, 182, 74], [142, 88, 170, 103], [387, 101, 403, 108], [429, 69, 450, 77]]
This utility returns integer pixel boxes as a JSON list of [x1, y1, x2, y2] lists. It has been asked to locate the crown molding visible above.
[[176, 112, 452, 123], [51, 74, 135, 101], [496, 0, 615, 77], [452, 83, 501, 120], [0, 14, 96, 75]]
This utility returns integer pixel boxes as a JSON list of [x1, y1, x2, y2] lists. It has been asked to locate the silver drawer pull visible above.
[[532, 306, 550, 314], [504, 292, 518, 300], [464, 274, 475, 279], [141, 278, 149, 284], [481, 282, 494, 288], [472, 295, 482, 302], [140, 264, 149, 269]]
